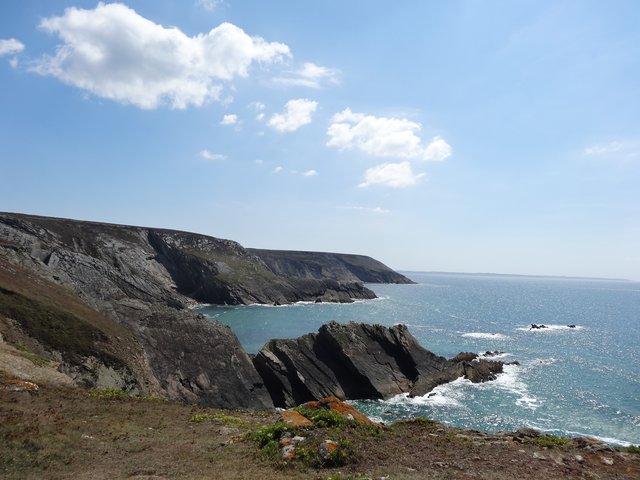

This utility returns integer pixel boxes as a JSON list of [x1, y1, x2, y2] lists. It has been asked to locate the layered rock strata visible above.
[[253, 321, 504, 408]]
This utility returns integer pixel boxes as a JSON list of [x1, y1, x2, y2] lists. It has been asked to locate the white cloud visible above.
[[585, 140, 639, 161], [0, 38, 25, 56], [267, 98, 318, 132], [220, 114, 238, 125], [274, 62, 339, 88], [256, 112, 265, 121], [327, 108, 451, 161], [337, 205, 390, 214], [9, 57, 19, 69], [302, 169, 318, 177], [254, 159, 264, 165], [359, 161, 426, 188], [33, 3, 290, 109], [199, 150, 226, 161], [272, 166, 283, 173], [195, 0, 224, 12], [585, 141, 623, 155]]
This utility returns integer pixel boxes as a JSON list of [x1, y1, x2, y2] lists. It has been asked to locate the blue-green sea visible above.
[[198, 272, 640, 446]]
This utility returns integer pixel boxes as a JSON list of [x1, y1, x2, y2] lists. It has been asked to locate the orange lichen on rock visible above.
[[300, 396, 379, 426], [280, 410, 312, 427]]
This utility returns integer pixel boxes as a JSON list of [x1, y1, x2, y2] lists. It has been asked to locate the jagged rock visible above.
[[254, 321, 505, 407], [452, 352, 478, 362]]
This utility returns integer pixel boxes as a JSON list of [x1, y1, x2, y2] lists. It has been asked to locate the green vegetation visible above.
[[0, 287, 117, 366], [293, 407, 347, 428], [86, 388, 165, 403], [13, 344, 49, 367], [627, 445, 640, 454], [253, 423, 293, 449], [526, 434, 571, 448], [189, 412, 248, 427]]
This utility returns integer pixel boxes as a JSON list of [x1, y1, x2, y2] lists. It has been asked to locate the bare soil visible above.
[[1, 372, 638, 480]]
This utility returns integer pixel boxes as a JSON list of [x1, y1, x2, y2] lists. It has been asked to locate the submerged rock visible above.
[[254, 321, 505, 407]]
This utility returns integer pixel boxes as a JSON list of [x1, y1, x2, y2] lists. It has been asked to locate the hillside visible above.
[[0, 212, 407, 406]]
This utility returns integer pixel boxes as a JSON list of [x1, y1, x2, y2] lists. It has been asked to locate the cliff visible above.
[[0, 212, 408, 407], [248, 249, 414, 285], [253, 321, 503, 408]]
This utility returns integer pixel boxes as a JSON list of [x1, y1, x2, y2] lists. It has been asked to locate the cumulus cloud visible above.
[[32, 3, 290, 109], [359, 161, 425, 188], [274, 62, 339, 88], [327, 108, 451, 161], [220, 114, 238, 125], [0, 38, 25, 56], [267, 98, 318, 132], [302, 169, 318, 177], [199, 150, 226, 161]]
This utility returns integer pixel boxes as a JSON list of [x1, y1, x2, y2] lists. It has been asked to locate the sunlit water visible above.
[[197, 272, 640, 445]]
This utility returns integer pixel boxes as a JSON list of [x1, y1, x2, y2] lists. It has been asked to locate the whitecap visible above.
[[386, 379, 468, 408], [461, 332, 510, 340]]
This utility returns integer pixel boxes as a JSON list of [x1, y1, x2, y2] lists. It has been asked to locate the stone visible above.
[[254, 321, 505, 407], [600, 457, 614, 466], [318, 440, 338, 460], [280, 410, 312, 427], [281, 444, 296, 461]]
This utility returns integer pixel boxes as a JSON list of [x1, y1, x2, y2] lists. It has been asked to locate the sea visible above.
[[197, 272, 640, 446]]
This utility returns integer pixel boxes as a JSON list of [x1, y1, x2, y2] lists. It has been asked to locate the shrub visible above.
[[527, 434, 570, 447], [293, 407, 346, 428]]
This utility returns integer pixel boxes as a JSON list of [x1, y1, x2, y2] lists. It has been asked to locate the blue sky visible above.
[[1, 1, 639, 280]]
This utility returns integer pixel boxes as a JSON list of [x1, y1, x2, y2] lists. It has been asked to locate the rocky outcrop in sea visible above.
[[253, 321, 504, 408]]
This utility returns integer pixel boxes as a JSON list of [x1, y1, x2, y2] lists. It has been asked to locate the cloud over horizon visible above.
[[267, 98, 318, 132], [32, 3, 290, 109]]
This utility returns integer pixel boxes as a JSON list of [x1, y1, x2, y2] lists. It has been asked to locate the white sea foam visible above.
[[461, 332, 510, 340], [547, 429, 633, 447], [516, 324, 585, 332], [387, 378, 468, 408], [478, 351, 511, 360]]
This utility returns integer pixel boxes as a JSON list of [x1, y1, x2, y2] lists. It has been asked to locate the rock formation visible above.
[[0, 212, 413, 408], [253, 321, 504, 408]]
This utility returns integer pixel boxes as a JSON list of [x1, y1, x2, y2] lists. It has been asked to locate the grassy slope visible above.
[[1, 380, 638, 480], [0, 258, 147, 384]]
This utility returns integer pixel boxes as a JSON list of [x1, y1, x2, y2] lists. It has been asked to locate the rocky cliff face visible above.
[[0, 212, 410, 408], [253, 321, 503, 408], [248, 249, 414, 285]]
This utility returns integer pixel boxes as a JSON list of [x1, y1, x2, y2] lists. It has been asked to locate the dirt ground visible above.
[[1, 372, 639, 480]]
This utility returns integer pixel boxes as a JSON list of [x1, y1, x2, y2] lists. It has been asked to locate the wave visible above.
[[386, 378, 468, 408], [516, 324, 585, 332], [545, 428, 633, 447], [461, 332, 510, 340]]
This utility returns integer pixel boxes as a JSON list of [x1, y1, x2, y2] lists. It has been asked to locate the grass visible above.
[[293, 407, 347, 428], [13, 344, 49, 367], [87, 388, 165, 402], [628, 445, 640, 454], [526, 434, 571, 448], [189, 412, 249, 427], [0, 287, 118, 366]]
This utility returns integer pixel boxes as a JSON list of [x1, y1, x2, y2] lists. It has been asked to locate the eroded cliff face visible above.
[[248, 249, 415, 285], [0, 212, 491, 411], [253, 321, 503, 408]]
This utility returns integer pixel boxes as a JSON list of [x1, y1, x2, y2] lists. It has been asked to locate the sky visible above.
[[1, 1, 639, 280]]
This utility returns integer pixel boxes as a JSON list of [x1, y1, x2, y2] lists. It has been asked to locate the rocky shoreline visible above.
[[0, 212, 505, 410]]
